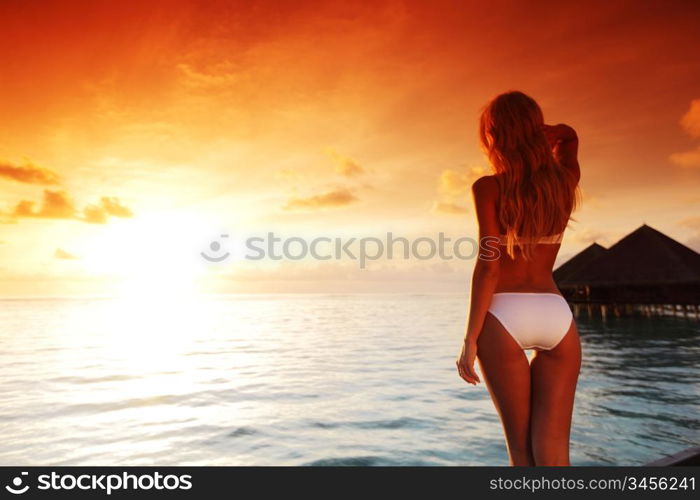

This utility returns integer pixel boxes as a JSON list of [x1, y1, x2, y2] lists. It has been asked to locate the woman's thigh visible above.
[[477, 312, 533, 457], [529, 321, 582, 465]]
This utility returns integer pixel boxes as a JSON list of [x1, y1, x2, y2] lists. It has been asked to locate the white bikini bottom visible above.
[[487, 293, 574, 350]]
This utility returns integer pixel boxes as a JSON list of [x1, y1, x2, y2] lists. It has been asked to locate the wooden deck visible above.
[[644, 446, 700, 466]]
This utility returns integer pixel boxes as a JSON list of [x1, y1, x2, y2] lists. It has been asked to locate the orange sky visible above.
[[1, 0, 699, 296]]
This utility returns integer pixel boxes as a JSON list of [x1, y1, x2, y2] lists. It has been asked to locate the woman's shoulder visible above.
[[471, 174, 500, 198]]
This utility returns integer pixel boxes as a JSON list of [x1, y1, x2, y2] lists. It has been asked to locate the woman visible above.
[[456, 90, 582, 466]]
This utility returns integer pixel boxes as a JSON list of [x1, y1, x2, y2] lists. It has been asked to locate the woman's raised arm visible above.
[[542, 123, 580, 183]]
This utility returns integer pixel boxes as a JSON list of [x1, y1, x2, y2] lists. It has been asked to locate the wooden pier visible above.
[[569, 301, 700, 319]]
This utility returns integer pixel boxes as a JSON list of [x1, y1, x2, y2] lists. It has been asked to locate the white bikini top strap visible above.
[[498, 232, 564, 245]]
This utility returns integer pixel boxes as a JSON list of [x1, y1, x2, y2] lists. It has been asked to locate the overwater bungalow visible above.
[[554, 224, 700, 318]]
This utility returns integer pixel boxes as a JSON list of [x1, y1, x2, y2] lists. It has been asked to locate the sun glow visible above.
[[80, 210, 221, 300]]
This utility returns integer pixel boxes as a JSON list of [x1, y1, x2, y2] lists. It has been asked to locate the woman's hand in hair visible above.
[[541, 123, 578, 148], [542, 124, 580, 178]]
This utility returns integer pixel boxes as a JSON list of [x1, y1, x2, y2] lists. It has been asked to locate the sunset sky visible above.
[[1, 0, 699, 296]]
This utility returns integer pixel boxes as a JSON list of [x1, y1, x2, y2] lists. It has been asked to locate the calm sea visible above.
[[0, 294, 698, 466]]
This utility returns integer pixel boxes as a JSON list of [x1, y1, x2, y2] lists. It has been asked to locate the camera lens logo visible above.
[[201, 234, 230, 262], [5, 472, 29, 494]]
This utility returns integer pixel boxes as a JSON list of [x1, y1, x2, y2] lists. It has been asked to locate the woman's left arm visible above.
[[456, 176, 501, 385]]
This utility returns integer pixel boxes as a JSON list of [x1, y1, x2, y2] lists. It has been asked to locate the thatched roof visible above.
[[553, 242, 607, 284], [555, 224, 700, 287]]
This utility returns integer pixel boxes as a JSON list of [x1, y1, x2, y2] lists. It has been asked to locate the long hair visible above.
[[478, 90, 580, 259]]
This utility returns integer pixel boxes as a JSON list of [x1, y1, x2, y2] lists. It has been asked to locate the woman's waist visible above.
[[493, 277, 561, 295]]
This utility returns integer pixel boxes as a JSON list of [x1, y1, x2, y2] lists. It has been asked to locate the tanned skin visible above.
[[456, 123, 581, 466]]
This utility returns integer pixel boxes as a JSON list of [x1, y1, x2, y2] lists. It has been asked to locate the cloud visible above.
[[9, 190, 133, 224], [0, 159, 60, 185], [82, 204, 108, 224], [80, 197, 133, 224], [54, 248, 79, 260], [431, 165, 486, 215], [670, 99, 700, 168], [0, 158, 132, 223], [284, 187, 357, 210], [680, 98, 700, 137], [325, 148, 365, 177], [669, 145, 700, 168], [176, 62, 239, 89], [14, 190, 76, 219], [439, 166, 487, 197], [100, 196, 133, 218], [439, 170, 470, 197], [431, 201, 469, 215]]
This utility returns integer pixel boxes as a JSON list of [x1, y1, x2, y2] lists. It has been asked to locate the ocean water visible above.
[[0, 293, 698, 466]]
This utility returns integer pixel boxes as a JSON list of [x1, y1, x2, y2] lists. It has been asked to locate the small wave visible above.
[[304, 456, 392, 466], [227, 426, 257, 438], [354, 417, 431, 430], [310, 417, 432, 430], [43, 393, 192, 417], [49, 374, 138, 384]]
